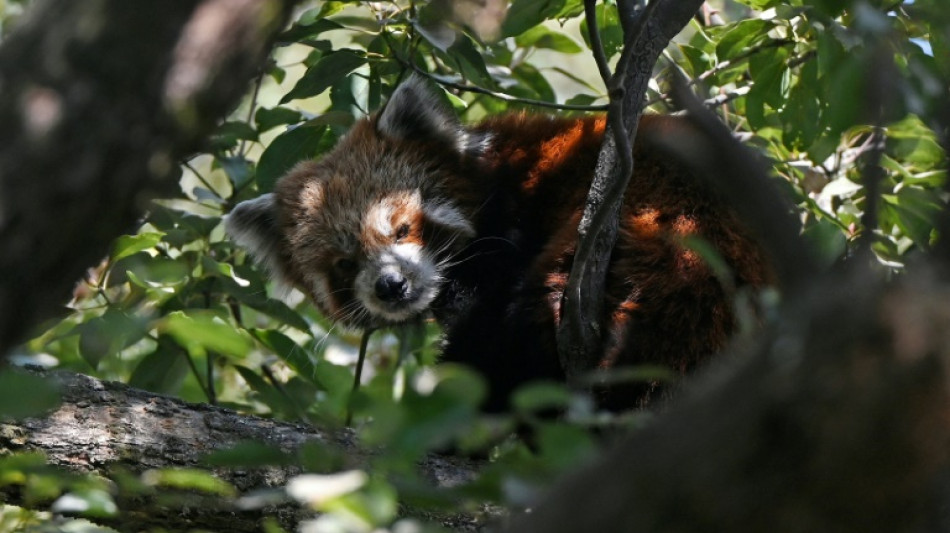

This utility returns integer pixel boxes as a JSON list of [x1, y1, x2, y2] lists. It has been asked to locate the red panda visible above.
[[226, 76, 771, 411]]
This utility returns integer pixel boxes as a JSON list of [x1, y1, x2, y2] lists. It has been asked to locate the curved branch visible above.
[[557, 0, 705, 378]]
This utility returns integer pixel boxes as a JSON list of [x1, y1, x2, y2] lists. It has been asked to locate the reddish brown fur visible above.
[[252, 100, 770, 411]]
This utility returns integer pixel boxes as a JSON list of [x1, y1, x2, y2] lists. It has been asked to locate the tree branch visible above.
[[557, 0, 705, 378], [0, 0, 300, 355], [0, 370, 484, 532]]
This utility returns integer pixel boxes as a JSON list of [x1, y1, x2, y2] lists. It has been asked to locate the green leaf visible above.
[[580, 3, 622, 59], [159, 310, 251, 359], [501, 0, 565, 38], [78, 308, 147, 368], [281, 50, 367, 103], [279, 18, 344, 44], [234, 365, 298, 416], [512, 382, 572, 413], [821, 177, 863, 198], [242, 297, 312, 334], [255, 107, 304, 133], [678, 44, 714, 77], [446, 36, 493, 87], [268, 64, 286, 84], [202, 441, 293, 467], [217, 155, 254, 190], [564, 93, 601, 107], [250, 329, 319, 385], [143, 468, 236, 497], [930, 24, 950, 79], [781, 59, 821, 151], [802, 217, 848, 268], [256, 125, 330, 193], [886, 115, 945, 169], [732, 0, 782, 8], [821, 53, 868, 137], [128, 339, 190, 394], [0, 370, 60, 419], [315, 360, 354, 398], [511, 63, 555, 102], [515, 25, 582, 53], [746, 46, 790, 129], [112, 232, 163, 262], [200, 256, 251, 288], [536, 423, 596, 470], [209, 121, 259, 151], [716, 19, 769, 59], [889, 186, 943, 248]]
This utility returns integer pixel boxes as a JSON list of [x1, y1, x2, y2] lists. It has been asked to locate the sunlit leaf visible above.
[[217, 156, 254, 190], [501, 0, 565, 38], [256, 125, 331, 193], [142, 468, 236, 497], [159, 310, 251, 359], [111, 233, 163, 263], [281, 50, 367, 103], [515, 26, 582, 53]]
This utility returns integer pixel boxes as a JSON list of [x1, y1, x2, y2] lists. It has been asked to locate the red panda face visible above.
[[226, 76, 480, 329], [281, 178, 466, 328]]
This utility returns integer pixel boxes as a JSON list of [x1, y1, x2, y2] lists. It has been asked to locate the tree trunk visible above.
[[0, 370, 485, 532], [0, 0, 298, 355]]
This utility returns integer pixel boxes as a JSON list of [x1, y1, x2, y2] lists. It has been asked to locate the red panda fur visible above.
[[226, 77, 771, 411]]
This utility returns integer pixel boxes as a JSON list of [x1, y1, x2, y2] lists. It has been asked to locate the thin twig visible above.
[[183, 160, 220, 198], [856, 46, 895, 259], [346, 327, 376, 426], [238, 73, 264, 157], [177, 341, 213, 403], [378, 37, 610, 111], [644, 42, 810, 108], [585, 0, 613, 85]]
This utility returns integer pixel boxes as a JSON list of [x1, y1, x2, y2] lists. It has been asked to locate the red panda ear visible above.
[[423, 199, 475, 241], [377, 75, 470, 153], [225, 193, 291, 283]]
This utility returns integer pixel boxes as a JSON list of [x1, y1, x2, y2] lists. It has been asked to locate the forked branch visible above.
[[556, 0, 705, 379]]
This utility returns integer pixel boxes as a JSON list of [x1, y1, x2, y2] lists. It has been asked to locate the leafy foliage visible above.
[[1, 0, 946, 530]]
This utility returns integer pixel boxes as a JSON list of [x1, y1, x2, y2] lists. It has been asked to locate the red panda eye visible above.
[[334, 258, 357, 274], [395, 224, 410, 241]]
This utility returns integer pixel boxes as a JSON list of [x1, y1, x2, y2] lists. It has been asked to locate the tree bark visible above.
[[512, 265, 950, 533], [0, 370, 484, 532], [0, 0, 298, 355]]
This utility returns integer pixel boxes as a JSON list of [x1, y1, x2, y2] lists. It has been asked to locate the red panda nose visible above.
[[375, 273, 409, 302]]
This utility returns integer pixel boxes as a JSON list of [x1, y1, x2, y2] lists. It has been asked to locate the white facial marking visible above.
[[365, 202, 393, 237]]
